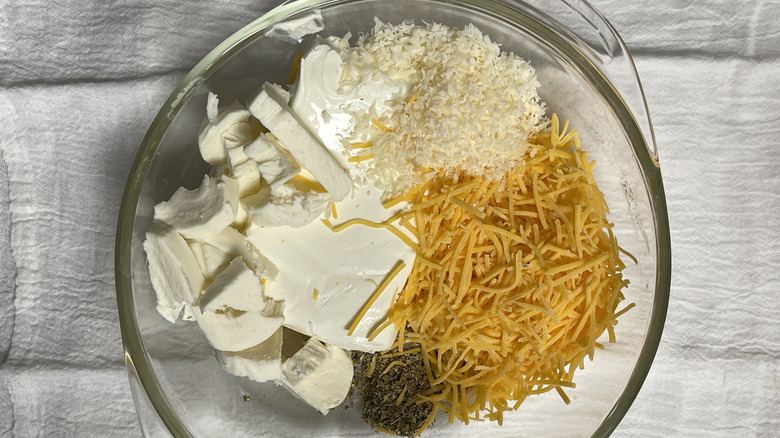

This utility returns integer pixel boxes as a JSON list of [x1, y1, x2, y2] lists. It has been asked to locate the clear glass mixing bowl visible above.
[[115, 0, 671, 436]]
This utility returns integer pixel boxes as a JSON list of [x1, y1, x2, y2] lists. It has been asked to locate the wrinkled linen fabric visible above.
[[0, 0, 778, 436]]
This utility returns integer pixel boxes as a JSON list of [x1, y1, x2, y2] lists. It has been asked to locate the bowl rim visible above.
[[115, 0, 670, 436]]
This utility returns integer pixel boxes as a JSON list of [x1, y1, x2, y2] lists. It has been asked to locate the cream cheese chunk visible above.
[[246, 182, 415, 352], [153, 174, 239, 239], [247, 183, 331, 228], [199, 256, 264, 313], [247, 82, 352, 201], [193, 298, 285, 352], [280, 338, 353, 415], [243, 133, 301, 191], [215, 327, 283, 383], [198, 102, 253, 165], [143, 222, 205, 322]]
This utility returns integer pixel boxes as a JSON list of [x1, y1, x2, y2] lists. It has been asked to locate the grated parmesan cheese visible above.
[[341, 20, 547, 196]]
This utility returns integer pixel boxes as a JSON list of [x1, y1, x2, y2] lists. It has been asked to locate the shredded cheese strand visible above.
[[347, 261, 407, 336]]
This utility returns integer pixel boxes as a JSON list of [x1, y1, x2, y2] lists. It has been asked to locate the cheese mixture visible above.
[[143, 18, 630, 437]]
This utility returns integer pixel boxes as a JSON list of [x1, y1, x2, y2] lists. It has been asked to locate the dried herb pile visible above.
[[352, 343, 434, 437]]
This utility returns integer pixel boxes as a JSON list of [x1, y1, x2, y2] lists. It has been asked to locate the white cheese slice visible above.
[[143, 222, 205, 322], [280, 338, 353, 415], [154, 175, 239, 240], [199, 256, 264, 313], [197, 225, 278, 280], [247, 183, 331, 228], [192, 298, 285, 352], [243, 133, 300, 191], [198, 102, 254, 165], [247, 82, 352, 201], [215, 326, 283, 383]]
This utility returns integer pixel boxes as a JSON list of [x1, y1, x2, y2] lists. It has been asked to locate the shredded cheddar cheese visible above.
[[385, 115, 632, 425], [351, 141, 373, 149], [371, 118, 392, 132], [291, 174, 327, 193], [348, 153, 375, 163]]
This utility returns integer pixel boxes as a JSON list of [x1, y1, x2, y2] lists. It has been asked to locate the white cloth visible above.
[[0, 0, 777, 436]]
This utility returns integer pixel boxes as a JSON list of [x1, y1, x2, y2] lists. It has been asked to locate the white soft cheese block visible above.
[[245, 182, 415, 352], [215, 326, 283, 383], [188, 239, 230, 280], [193, 298, 285, 352], [144, 222, 205, 322], [243, 133, 300, 191], [226, 145, 262, 197], [198, 225, 278, 281], [247, 183, 331, 228], [153, 175, 239, 239], [199, 256, 264, 313], [281, 338, 353, 415], [233, 161, 263, 197], [198, 102, 253, 165], [200, 243, 232, 279], [222, 121, 255, 150], [247, 82, 352, 201], [226, 144, 248, 165], [187, 239, 208, 277], [232, 200, 249, 232]]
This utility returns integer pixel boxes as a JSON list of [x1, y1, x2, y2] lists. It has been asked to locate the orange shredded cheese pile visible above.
[[383, 115, 632, 425]]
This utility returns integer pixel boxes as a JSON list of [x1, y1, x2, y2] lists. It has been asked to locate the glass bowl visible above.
[[115, 0, 671, 436]]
